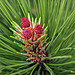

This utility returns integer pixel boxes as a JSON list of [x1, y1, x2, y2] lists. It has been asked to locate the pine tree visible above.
[[0, 0, 75, 75]]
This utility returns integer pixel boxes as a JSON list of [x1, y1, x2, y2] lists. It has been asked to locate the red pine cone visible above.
[[21, 17, 30, 28], [34, 24, 43, 34], [23, 29, 32, 39]]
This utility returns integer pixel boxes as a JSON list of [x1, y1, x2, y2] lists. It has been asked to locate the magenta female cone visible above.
[[34, 24, 43, 34], [21, 17, 30, 28], [23, 29, 32, 40]]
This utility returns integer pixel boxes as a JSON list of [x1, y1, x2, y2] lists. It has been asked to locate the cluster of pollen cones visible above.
[[10, 14, 49, 63]]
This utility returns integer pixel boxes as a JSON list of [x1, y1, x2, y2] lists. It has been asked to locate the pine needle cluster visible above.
[[0, 0, 75, 75]]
